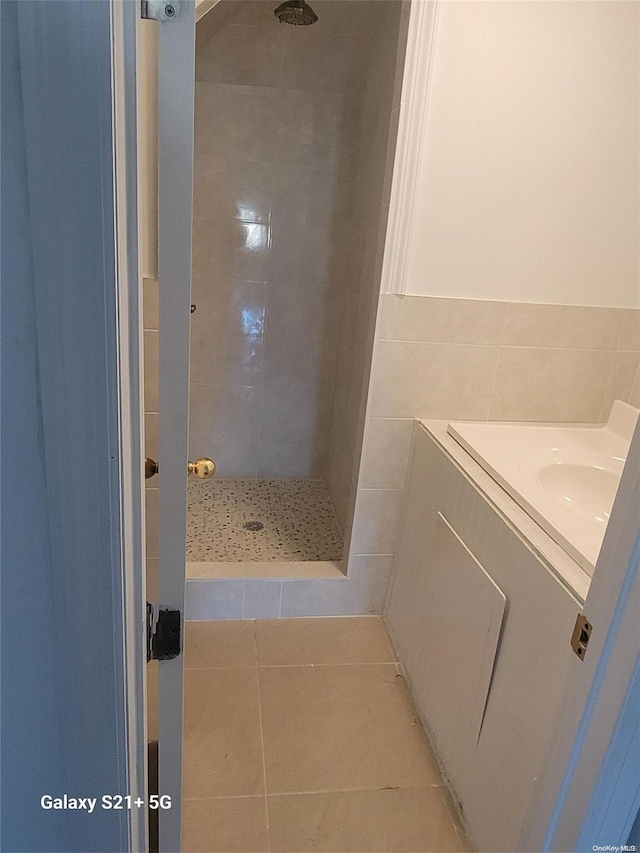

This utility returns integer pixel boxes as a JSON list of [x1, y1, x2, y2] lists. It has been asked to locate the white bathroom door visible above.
[[155, 1, 196, 850], [517, 418, 640, 851]]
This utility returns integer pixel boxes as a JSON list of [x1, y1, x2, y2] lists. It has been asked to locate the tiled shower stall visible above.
[[186, 0, 409, 585]]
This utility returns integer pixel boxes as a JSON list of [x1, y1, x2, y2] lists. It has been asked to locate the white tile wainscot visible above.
[[185, 556, 394, 620], [385, 420, 584, 852]]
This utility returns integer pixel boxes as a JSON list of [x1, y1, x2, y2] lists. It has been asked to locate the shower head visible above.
[[274, 0, 318, 26]]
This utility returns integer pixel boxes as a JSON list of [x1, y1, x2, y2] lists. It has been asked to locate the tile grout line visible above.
[[185, 661, 401, 671], [484, 304, 511, 420], [182, 782, 445, 802], [378, 615, 400, 663], [598, 315, 627, 422], [377, 337, 631, 352], [614, 310, 627, 353], [253, 621, 272, 853]]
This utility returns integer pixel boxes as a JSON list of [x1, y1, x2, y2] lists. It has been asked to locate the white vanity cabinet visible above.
[[386, 421, 580, 853]]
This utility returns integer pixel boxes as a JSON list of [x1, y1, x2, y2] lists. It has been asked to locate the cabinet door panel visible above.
[[420, 513, 506, 774]]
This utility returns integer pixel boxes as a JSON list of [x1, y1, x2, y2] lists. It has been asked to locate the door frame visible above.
[[115, 1, 197, 849], [155, 0, 197, 848], [111, 1, 149, 851]]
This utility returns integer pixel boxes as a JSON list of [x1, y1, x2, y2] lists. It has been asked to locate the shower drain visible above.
[[243, 521, 264, 532]]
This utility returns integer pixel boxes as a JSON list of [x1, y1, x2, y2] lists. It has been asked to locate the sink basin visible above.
[[538, 463, 620, 524], [446, 401, 639, 575]]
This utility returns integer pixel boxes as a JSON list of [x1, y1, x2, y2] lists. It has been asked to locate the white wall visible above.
[[403, 1, 639, 307]]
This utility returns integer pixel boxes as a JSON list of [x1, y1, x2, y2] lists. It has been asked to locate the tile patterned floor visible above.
[[182, 617, 472, 853], [186, 479, 343, 563]]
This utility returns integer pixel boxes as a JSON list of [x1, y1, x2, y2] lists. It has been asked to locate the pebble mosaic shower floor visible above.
[[186, 479, 343, 562]]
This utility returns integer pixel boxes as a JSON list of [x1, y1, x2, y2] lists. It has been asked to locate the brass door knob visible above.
[[187, 457, 216, 479], [145, 457, 159, 479]]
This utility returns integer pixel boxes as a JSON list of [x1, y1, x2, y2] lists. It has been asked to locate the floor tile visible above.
[[256, 616, 396, 666], [267, 788, 465, 852], [182, 796, 269, 853], [186, 478, 343, 562], [183, 668, 264, 798], [185, 620, 257, 669], [259, 665, 442, 793]]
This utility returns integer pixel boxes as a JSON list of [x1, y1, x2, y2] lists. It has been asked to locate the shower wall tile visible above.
[[266, 283, 340, 342], [328, 467, 351, 536], [196, 24, 285, 87], [279, 29, 366, 93], [269, 221, 333, 289], [189, 383, 260, 436], [256, 385, 333, 479], [325, 0, 408, 541], [193, 156, 273, 223], [383, 108, 401, 200], [275, 90, 342, 168], [191, 278, 266, 338], [350, 161, 387, 237], [192, 218, 270, 281], [271, 164, 339, 229], [328, 390, 359, 486], [263, 334, 335, 391], [356, 92, 394, 169], [191, 3, 363, 481], [222, 1, 282, 30], [188, 433, 253, 479], [196, 1, 237, 52], [194, 83, 278, 161], [190, 384, 261, 477], [190, 329, 265, 387], [190, 276, 266, 387]]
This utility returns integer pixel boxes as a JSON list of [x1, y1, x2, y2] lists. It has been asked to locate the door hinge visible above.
[[147, 602, 181, 661], [141, 0, 179, 21], [571, 613, 592, 661]]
